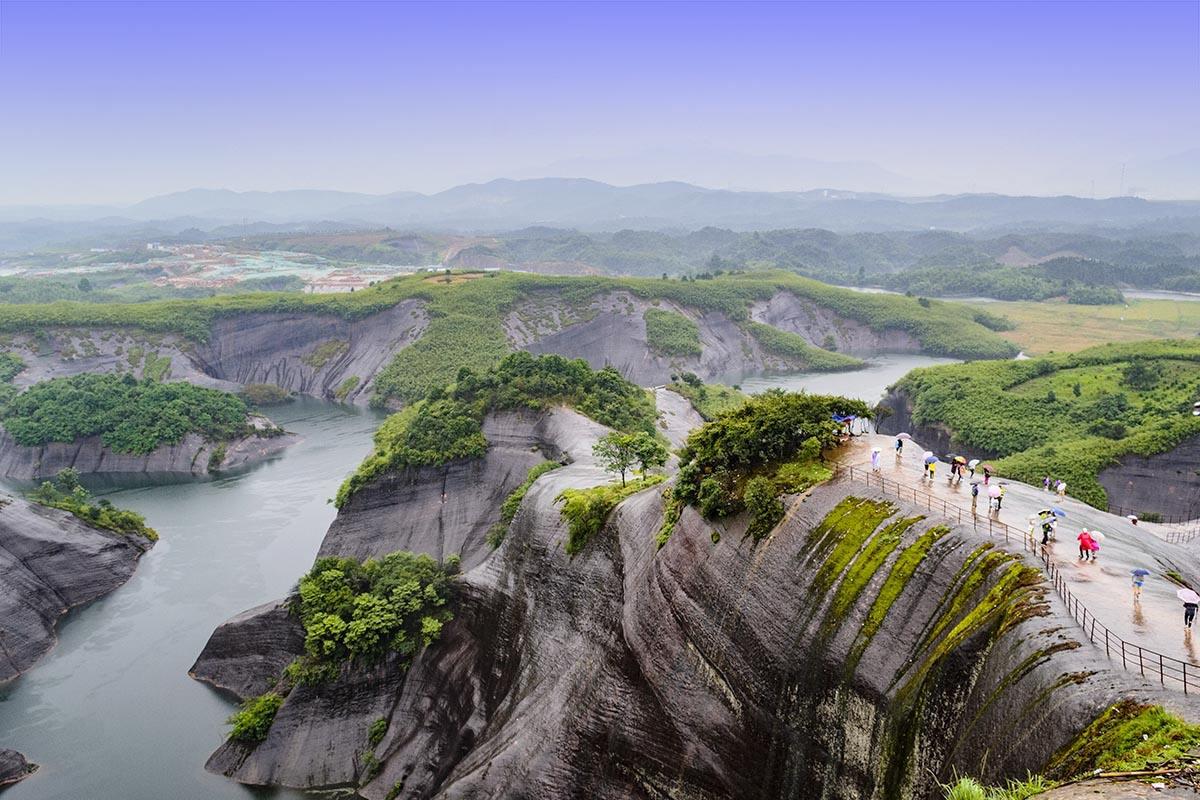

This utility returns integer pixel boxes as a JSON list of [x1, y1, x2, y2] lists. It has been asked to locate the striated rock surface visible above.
[[188, 599, 305, 700], [0, 418, 298, 481], [191, 302, 428, 404], [1098, 433, 1200, 520], [507, 291, 805, 385], [750, 290, 923, 354], [0, 495, 154, 683], [0, 749, 36, 788], [194, 402, 1199, 799]]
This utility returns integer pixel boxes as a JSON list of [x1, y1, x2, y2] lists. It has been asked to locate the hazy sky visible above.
[[1, 0, 1197, 205]]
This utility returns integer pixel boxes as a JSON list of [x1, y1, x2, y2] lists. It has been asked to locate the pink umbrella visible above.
[[988, 485, 1002, 498], [1178, 588, 1200, 604]]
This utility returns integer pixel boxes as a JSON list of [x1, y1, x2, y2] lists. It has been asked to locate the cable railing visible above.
[[831, 464, 1200, 694]]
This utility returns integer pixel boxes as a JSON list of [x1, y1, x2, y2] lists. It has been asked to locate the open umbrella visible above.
[[871, 446, 881, 453], [1091, 531, 1106, 543], [945, 453, 959, 462], [924, 455, 938, 465], [968, 459, 980, 468], [1051, 506, 1067, 517], [1178, 588, 1200, 605], [988, 485, 1002, 498], [1132, 568, 1151, 579], [954, 456, 967, 464], [981, 463, 995, 472], [896, 433, 912, 440]]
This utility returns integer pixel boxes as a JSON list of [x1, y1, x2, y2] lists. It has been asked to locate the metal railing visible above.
[[832, 464, 1200, 694], [1108, 502, 1200, 528]]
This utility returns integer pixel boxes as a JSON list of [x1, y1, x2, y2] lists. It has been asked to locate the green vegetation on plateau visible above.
[[642, 308, 702, 357], [1047, 701, 1200, 777], [336, 352, 657, 507], [745, 321, 863, 370], [0, 270, 1016, 406], [240, 383, 292, 406], [286, 551, 457, 685], [891, 339, 1200, 507], [666, 374, 747, 420], [557, 475, 666, 555], [226, 692, 283, 744], [2, 373, 253, 454], [30, 467, 158, 542], [672, 390, 870, 541]]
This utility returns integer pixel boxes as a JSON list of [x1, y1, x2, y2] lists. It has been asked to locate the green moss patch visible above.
[[1047, 701, 1200, 779], [644, 308, 702, 357]]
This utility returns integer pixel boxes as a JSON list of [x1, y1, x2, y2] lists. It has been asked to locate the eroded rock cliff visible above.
[[0, 495, 154, 684], [192, 404, 1190, 799]]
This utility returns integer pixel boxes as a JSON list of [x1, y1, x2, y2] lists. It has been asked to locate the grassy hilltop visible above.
[[0, 269, 1016, 405], [892, 339, 1200, 507]]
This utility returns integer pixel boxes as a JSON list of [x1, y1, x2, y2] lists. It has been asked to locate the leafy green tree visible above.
[[593, 432, 640, 486], [77, 277, 92, 292], [630, 431, 669, 476]]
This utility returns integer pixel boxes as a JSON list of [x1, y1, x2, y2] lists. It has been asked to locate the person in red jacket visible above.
[[1077, 529, 1095, 561]]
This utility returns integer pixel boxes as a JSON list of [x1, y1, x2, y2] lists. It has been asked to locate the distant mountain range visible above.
[[3, 178, 1200, 252]]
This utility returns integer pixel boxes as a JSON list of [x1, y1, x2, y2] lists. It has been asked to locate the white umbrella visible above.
[[968, 458, 980, 468], [922, 450, 934, 459], [1091, 531, 1105, 543], [1178, 588, 1200, 604], [871, 446, 882, 453]]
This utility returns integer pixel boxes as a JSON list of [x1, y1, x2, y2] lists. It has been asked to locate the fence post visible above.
[[1160, 654, 1165, 686]]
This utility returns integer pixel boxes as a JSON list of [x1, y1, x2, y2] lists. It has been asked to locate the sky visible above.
[[0, 0, 1197, 205]]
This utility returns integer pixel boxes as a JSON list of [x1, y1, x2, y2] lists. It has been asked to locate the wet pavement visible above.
[[834, 434, 1200, 674]]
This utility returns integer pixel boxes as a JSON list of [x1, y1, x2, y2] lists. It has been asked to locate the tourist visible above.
[[1056, 480, 1067, 500], [983, 465, 992, 485], [1089, 535, 1100, 561], [1078, 529, 1094, 561], [1043, 475, 1051, 492], [1131, 569, 1150, 601], [928, 461, 936, 480], [1186, 599, 1199, 630], [871, 447, 881, 471], [895, 437, 904, 456], [1041, 519, 1054, 546], [971, 483, 979, 513], [996, 484, 1007, 510]]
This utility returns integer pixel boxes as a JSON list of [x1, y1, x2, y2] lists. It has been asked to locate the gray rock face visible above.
[[0, 426, 298, 481], [0, 495, 153, 683], [189, 599, 305, 700], [195, 405, 1195, 799], [1098, 434, 1200, 519], [190, 302, 428, 404], [507, 291, 797, 385], [750, 291, 923, 354], [0, 749, 36, 788], [875, 387, 998, 460]]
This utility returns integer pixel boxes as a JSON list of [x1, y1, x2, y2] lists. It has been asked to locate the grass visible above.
[[965, 297, 1200, 355], [557, 475, 665, 555], [1047, 701, 1200, 778], [643, 308, 702, 357], [941, 774, 1050, 800], [746, 321, 864, 370], [666, 380, 747, 420]]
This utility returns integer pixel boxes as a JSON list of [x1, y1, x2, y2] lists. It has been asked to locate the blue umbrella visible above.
[[924, 455, 938, 465], [1051, 506, 1067, 517], [1132, 569, 1151, 578]]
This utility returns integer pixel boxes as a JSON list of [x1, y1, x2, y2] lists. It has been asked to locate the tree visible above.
[[629, 432, 669, 476], [593, 432, 639, 486], [77, 277, 92, 292]]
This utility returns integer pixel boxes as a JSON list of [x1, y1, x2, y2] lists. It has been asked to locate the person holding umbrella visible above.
[[871, 447, 881, 471], [1179, 587, 1200, 629], [1077, 529, 1095, 561], [895, 434, 910, 458], [968, 458, 979, 479], [971, 481, 979, 513], [1131, 568, 1150, 601], [982, 464, 993, 485]]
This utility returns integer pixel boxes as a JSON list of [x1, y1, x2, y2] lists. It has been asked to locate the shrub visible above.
[[288, 551, 455, 681], [557, 475, 665, 555], [226, 692, 282, 744], [302, 339, 349, 369], [241, 383, 292, 406], [746, 322, 863, 371], [334, 375, 361, 401], [29, 468, 158, 541], [744, 476, 784, 541], [643, 308, 702, 357], [667, 380, 747, 420], [368, 717, 388, 748]]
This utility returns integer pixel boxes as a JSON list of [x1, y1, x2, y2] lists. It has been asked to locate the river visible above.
[[0, 398, 383, 800], [0, 355, 951, 799], [736, 353, 960, 404]]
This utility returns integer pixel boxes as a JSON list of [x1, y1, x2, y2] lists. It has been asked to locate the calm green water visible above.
[[0, 398, 382, 800], [737, 353, 961, 404]]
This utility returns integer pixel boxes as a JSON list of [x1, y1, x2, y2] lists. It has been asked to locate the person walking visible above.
[[971, 482, 979, 513], [1077, 529, 1094, 561], [1041, 518, 1054, 546], [1185, 595, 1200, 629], [983, 465, 992, 485], [1056, 480, 1067, 500], [996, 484, 1007, 511], [895, 437, 904, 457], [1131, 568, 1150, 601], [871, 447, 881, 471], [928, 461, 936, 481], [1043, 475, 1051, 492]]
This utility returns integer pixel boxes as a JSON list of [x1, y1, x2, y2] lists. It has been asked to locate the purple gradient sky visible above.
[[0, 0, 1197, 204]]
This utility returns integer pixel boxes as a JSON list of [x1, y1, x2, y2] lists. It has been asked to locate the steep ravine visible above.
[[192, 409, 1197, 799]]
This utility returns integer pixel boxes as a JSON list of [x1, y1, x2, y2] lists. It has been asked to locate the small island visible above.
[[0, 372, 297, 480]]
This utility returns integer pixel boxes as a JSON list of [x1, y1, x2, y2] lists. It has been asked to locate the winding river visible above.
[[0, 354, 954, 799], [0, 399, 383, 800]]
